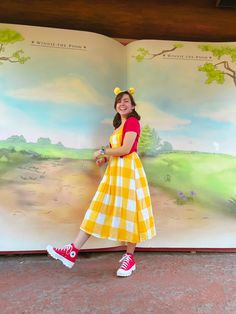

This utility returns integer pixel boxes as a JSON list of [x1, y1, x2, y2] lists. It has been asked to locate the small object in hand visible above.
[[100, 146, 106, 155]]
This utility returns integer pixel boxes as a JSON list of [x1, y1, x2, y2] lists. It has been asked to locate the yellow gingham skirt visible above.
[[80, 128, 156, 243]]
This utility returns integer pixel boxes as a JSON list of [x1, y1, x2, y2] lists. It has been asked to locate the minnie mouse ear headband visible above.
[[114, 87, 135, 96]]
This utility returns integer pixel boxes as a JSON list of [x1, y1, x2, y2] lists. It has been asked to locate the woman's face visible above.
[[116, 94, 135, 117]]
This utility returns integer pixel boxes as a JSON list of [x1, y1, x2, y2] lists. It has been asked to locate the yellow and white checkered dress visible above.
[[80, 127, 156, 243]]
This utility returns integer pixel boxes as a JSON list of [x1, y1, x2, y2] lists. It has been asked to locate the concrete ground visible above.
[[1, 251, 236, 314]]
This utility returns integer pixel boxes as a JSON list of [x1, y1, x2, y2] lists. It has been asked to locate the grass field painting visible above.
[[1, 24, 236, 250]]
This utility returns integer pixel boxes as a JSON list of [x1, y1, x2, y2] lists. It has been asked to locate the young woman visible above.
[[47, 87, 156, 277]]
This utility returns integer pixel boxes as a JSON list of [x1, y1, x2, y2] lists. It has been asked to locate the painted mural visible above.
[[0, 24, 235, 251]]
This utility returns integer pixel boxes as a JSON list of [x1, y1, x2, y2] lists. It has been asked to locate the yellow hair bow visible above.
[[114, 87, 135, 96]]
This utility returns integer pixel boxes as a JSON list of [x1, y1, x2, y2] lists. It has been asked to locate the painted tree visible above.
[[7, 135, 26, 143], [160, 141, 173, 152], [198, 45, 236, 87], [134, 42, 236, 87], [56, 141, 64, 148], [0, 28, 30, 65], [139, 125, 161, 157], [37, 137, 52, 145], [151, 128, 162, 155], [133, 43, 184, 62]]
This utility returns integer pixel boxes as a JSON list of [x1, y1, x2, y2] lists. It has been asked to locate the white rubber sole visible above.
[[117, 264, 136, 277], [46, 245, 74, 269]]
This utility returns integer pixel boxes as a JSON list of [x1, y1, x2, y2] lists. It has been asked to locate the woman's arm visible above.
[[106, 131, 137, 156], [94, 132, 137, 159]]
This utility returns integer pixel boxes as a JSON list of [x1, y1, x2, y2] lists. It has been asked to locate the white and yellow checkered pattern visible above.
[[80, 128, 156, 243]]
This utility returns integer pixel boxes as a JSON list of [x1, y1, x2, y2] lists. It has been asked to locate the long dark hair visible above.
[[113, 91, 141, 128]]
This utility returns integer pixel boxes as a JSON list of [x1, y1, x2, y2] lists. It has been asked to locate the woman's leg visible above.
[[117, 242, 136, 277], [73, 229, 91, 249], [126, 242, 136, 254], [46, 229, 91, 268]]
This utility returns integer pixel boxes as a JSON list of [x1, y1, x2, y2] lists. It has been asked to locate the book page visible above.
[[0, 23, 126, 251], [126, 39, 236, 249]]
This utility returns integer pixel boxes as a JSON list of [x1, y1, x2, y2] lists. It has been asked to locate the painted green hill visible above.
[[143, 151, 236, 210], [0, 140, 94, 160]]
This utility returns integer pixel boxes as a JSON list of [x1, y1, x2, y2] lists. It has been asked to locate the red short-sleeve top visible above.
[[120, 117, 141, 155]]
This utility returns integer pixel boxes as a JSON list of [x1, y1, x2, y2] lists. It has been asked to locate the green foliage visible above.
[[0, 28, 24, 44], [0, 28, 30, 65], [0, 139, 93, 160], [151, 128, 161, 154], [160, 141, 173, 152], [37, 137, 52, 145], [134, 44, 184, 62], [56, 141, 64, 148], [139, 126, 173, 156], [143, 152, 236, 209], [134, 47, 150, 62], [0, 148, 35, 176], [199, 44, 236, 62], [7, 135, 26, 143], [139, 125, 161, 156], [139, 125, 152, 155], [228, 197, 236, 212], [11, 49, 30, 64], [198, 63, 225, 84]]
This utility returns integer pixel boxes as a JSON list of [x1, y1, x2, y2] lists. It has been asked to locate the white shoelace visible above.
[[58, 244, 72, 253], [119, 254, 132, 269]]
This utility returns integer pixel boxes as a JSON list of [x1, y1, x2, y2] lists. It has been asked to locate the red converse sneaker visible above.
[[117, 253, 136, 277], [46, 243, 79, 269]]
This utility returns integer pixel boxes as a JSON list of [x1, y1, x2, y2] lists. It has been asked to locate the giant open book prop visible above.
[[0, 23, 236, 252]]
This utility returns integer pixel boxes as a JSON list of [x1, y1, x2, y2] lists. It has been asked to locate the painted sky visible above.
[[0, 24, 236, 156], [127, 40, 236, 156], [0, 24, 125, 148]]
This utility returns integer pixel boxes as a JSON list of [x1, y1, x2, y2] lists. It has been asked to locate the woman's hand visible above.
[[96, 157, 106, 167], [93, 149, 102, 160]]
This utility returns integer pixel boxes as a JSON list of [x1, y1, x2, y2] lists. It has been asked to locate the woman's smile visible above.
[[116, 95, 134, 115]]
